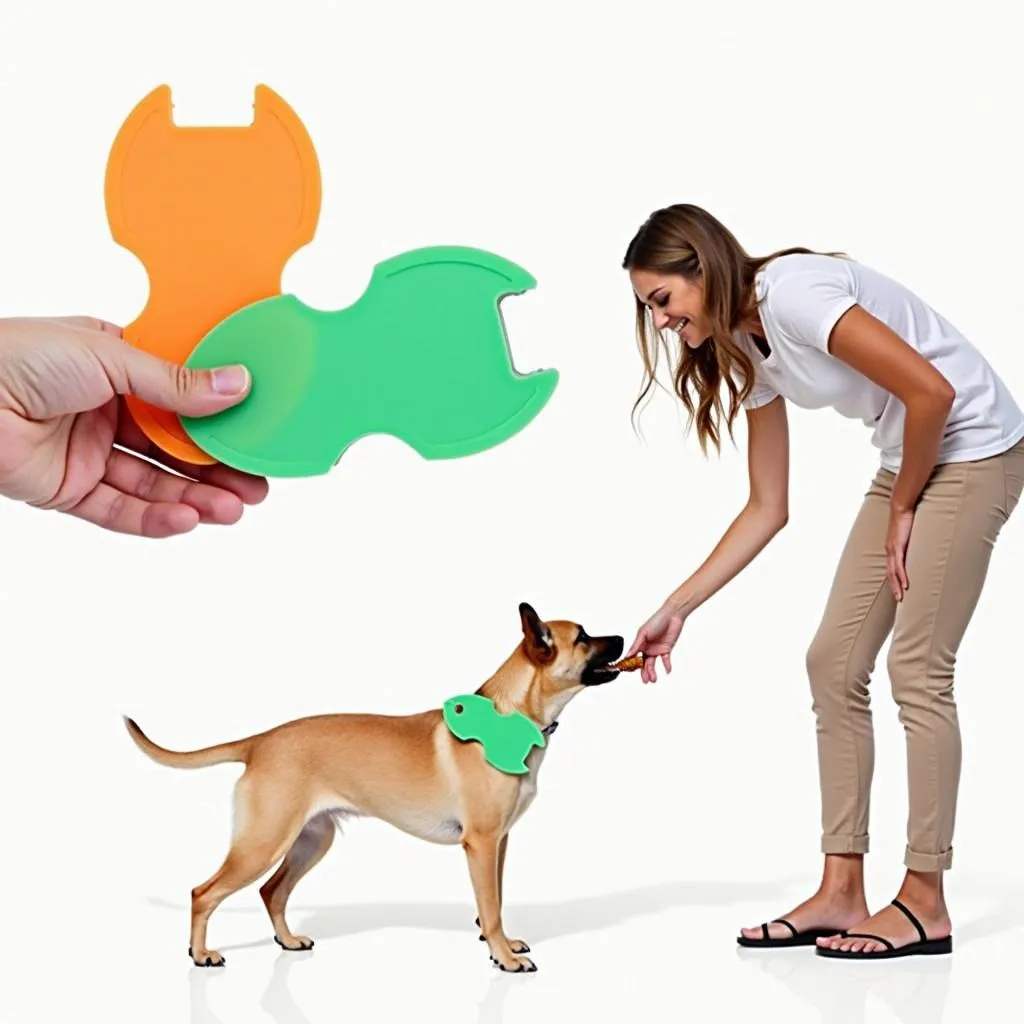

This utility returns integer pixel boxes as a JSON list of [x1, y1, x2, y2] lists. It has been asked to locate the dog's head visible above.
[[517, 602, 625, 691]]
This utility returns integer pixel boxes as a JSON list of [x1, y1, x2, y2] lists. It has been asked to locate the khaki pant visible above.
[[807, 438, 1024, 871]]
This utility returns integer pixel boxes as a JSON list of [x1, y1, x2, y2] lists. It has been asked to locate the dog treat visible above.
[[609, 654, 645, 672]]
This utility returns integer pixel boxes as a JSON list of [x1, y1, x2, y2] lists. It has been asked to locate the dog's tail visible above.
[[123, 717, 251, 769]]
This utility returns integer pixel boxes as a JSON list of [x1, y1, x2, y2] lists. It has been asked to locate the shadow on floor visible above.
[[180, 876, 794, 1024], [183, 876, 797, 1024], [154, 874, 801, 953], [178, 874, 1023, 1024]]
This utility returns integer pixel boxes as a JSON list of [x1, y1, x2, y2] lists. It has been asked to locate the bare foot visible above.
[[739, 889, 869, 944], [816, 897, 952, 955]]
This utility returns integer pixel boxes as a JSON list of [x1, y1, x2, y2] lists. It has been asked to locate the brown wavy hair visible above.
[[622, 203, 841, 454]]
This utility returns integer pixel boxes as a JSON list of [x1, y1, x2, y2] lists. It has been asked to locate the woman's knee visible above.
[[806, 631, 870, 709], [886, 643, 954, 708]]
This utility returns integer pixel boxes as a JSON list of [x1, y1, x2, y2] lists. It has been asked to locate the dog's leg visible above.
[[259, 811, 336, 951], [497, 833, 509, 908], [463, 830, 536, 972], [189, 778, 306, 967], [475, 834, 530, 953]]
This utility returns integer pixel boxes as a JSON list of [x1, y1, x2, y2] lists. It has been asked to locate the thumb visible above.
[[625, 629, 646, 659], [104, 337, 252, 417]]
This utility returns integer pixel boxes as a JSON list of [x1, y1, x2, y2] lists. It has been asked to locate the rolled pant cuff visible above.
[[904, 845, 953, 871], [821, 833, 870, 855]]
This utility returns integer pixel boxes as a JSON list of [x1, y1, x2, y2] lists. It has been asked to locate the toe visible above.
[[191, 949, 225, 967], [741, 922, 784, 941], [495, 953, 537, 973]]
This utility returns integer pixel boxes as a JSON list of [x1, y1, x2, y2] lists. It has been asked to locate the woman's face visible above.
[[629, 268, 708, 348]]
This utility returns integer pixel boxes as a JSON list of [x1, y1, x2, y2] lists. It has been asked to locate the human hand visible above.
[[0, 316, 268, 537], [886, 506, 914, 601], [624, 603, 685, 683]]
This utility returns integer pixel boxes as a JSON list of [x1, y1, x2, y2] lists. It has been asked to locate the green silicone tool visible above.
[[179, 246, 558, 477], [442, 694, 547, 775]]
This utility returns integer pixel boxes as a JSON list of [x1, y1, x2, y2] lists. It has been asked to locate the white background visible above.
[[1, 1, 1022, 1021]]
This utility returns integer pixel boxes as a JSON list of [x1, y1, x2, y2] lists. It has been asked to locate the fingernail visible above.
[[211, 365, 250, 396]]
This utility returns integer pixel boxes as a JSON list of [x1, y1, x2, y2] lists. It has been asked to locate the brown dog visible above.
[[125, 603, 624, 973]]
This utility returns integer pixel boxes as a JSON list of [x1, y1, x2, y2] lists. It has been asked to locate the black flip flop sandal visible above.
[[814, 898, 952, 959], [737, 918, 847, 948]]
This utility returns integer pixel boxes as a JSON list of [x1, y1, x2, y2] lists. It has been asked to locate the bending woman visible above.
[[622, 204, 1024, 959]]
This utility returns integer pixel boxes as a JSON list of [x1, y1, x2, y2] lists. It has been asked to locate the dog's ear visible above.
[[519, 602, 555, 665]]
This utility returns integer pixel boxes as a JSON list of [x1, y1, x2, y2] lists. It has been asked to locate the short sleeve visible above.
[[731, 346, 778, 410], [741, 374, 778, 410], [759, 256, 858, 353]]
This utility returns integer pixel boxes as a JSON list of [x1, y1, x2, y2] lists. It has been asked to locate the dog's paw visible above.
[[479, 932, 530, 953], [274, 934, 315, 952], [491, 953, 537, 973], [476, 918, 530, 953], [188, 946, 225, 967], [499, 938, 530, 953]]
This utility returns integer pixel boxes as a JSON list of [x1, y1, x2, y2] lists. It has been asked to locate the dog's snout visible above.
[[604, 635, 625, 660]]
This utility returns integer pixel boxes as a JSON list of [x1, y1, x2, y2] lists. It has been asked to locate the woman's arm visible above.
[[826, 305, 954, 514], [664, 395, 790, 618]]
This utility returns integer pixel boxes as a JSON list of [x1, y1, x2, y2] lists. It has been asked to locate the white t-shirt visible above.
[[737, 253, 1024, 471]]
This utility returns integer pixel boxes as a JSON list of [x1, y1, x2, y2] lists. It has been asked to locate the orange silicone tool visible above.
[[104, 84, 322, 463]]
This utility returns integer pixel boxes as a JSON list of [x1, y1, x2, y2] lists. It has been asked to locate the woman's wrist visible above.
[[664, 584, 698, 621]]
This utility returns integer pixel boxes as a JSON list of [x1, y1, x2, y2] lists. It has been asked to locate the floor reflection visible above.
[[736, 946, 952, 1023], [187, 947, 529, 1024]]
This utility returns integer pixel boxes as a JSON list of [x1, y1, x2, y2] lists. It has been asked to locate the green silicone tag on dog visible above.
[[180, 246, 558, 477], [442, 694, 546, 775]]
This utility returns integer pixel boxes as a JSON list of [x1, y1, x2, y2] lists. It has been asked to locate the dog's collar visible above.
[[442, 694, 555, 775]]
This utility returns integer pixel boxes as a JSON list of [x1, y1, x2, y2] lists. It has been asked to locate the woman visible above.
[[621, 204, 1024, 959]]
